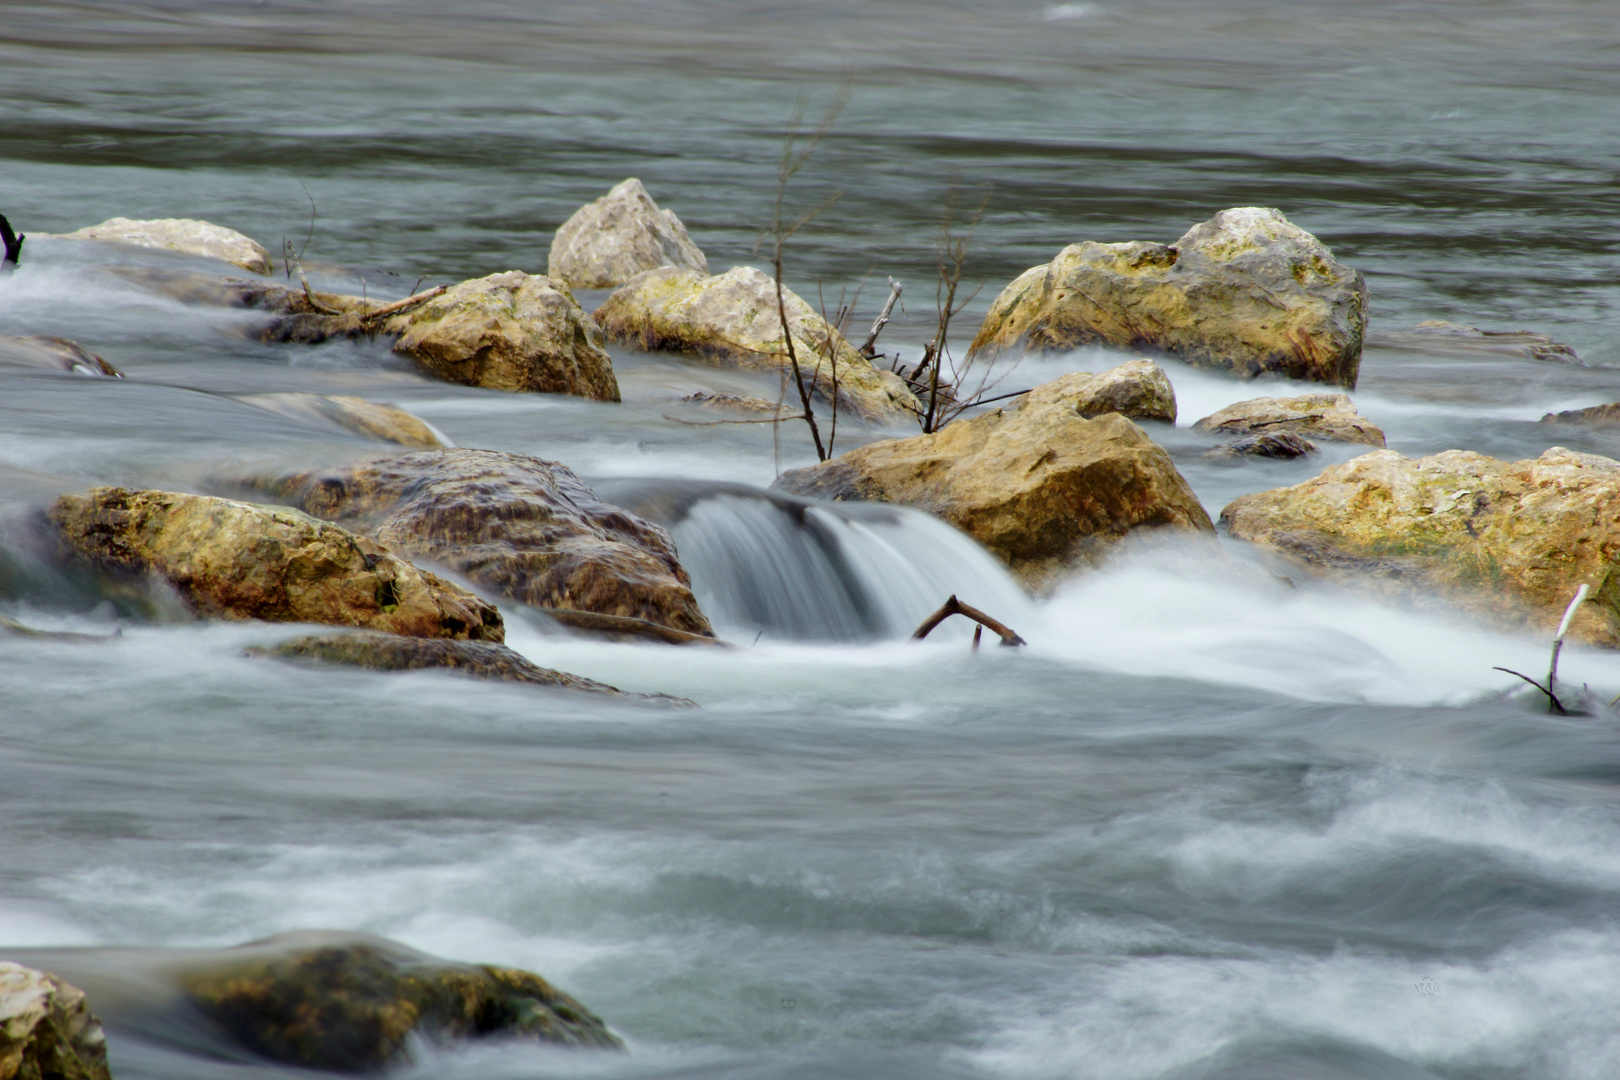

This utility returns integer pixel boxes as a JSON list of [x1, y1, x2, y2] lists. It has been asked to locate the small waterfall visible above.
[[596, 479, 1034, 643]]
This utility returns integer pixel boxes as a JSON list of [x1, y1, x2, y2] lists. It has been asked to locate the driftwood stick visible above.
[[860, 277, 902, 356], [1493, 666, 1567, 716], [912, 594, 1027, 647], [1548, 583, 1589, 692], [360, 284, 448, 326], [0, 214, 23, 271]]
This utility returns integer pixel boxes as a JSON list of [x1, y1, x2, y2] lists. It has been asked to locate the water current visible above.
[[3, 2, 1620, 1077]]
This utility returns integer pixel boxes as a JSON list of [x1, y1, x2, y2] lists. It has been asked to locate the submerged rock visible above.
[[1368, 320, 1582, 364], [548, 177, 708, 289], [968, 207, 1368, 388], [1192, 393, 1385, 447], [1220, 447, 1620, 646], [773, 374, 1213, 592], [253, 448, 715, 642], [1047, 359, 1177, 423], [179, 933, 622, 1073], [1202, 430, 1319, 463], [49, 487, 502, 641], [0, 963, 111, 1080], [594, 265, 921, 424], [59, 217, 273, 274], [0, 334, 122, 377], [106, 266, 373, 320], [1541, 402, 1620, 427], [679, 390, 791, 415], [237, 393, 449, 449]]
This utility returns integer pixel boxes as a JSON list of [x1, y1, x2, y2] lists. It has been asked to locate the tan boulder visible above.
[[49, 487, 502, 640], [593, 265, 921, 424], [968, 207, 1368, 388], [1542, 403, 1620, 427], [1220, 447, 1620, 646], [0, 335, 121, 377], [253, 448, 715, 642], [0, 963, 111, 1080], [772, 378, 1214, 592], [1192, 392, 1385, 446], [548, 177, 708, 289], [237, 393, 449, 448], [1051, 359, 1177, 422], [59, 216, 272, 274]]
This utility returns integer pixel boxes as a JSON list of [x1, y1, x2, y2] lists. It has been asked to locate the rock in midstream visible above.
[[968, 207, 1368, 388], [1048, 359, 1178, 423], [1202, 431, 1319, 463], [548, 177, 708, 289], [55, 216, 273, 274], [1220, 446, 1620, 646], [1369, 320, 1582, 364], [1192, 392, 1385, 447], [236, 393, 449, 449], [48, 487, 503, 641], [0, 962, 112, 1080], [1542, 402, 1620, 427], [773, 372, 1213, 593], [250, 448, 716, 643], [0, 334, 123, 377]]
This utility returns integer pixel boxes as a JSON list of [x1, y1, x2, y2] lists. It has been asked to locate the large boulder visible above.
[[49, 488, 502, 640], [0, 963, 111, 1080], [237, 393, 449, 449], [548, 178, 708, 289], [594, 266, 921, 424], [178, 933, 622, 1072], [253, 449, 716, 642], [1192, 392, 1385, 447], [0, 335, 122, 378], [968, 207, 1368, 388], [772, 376, 1214, 592], [1220, 447, 1620, 646], [59, 217, 272, 274]]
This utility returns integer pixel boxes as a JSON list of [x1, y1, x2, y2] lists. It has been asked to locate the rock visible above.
[[59, 217, 273, 274], [1048, 359, 1177, 422], [772, 377, 1213, 592], [594, 266, 921, 424], [1220, 447, 1620, 646], [0, 335, 122, 378], [1202, 431, 1319, 463], [381, 272, 619, 400], [679, 391, 791, 415], [968, 207, 1368, 388], [105, 266, 374, 321], [1192, 393, 1385, 447], [1541, 403, 1620, 427], [179, 933, 622, 1073], [251, 449, 715, 642], [0, 962, 112, 1080], [548, 178, 708, 289], [1367, 321, 1582, 364], [237, 394, 449, 449], [49, 487, 502, 641]]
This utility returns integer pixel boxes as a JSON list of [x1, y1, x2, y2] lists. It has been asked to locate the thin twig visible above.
[[912, 594, 1027, 647], [1548, 583, 1590, 692], [360, 284, 448, 326], [1493, 666, 1567, 715], [861, 277, 903, 356]]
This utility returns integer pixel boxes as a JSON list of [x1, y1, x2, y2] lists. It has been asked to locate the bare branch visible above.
[[912, 594, 1027, 647]]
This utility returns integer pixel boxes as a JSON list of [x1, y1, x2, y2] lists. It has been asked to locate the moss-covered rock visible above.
[[0, 962, 111, 1080]]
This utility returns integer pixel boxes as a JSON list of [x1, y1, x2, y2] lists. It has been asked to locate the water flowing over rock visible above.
[[58, 217, 273, 274], [1369, 320, 1582, 364], [237, 393, 449, 448], [49, 487, 503, 640], [548, 177, 708, 289], [1220, 447, 1620, 646], [772, 376, 1214, 592], [178, 933, 622, 1073], [0, 963, 112, 1080], [0, 334, 121, 377], [254, 448, 716, 642], [1192, 393, 1385, 446], [968, 207, 1368, 388], [1541, 402, 1620, 427], [593, 265, 921, 424]]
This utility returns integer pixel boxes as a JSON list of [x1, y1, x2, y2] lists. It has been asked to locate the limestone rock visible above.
[[0, 335, 121, 378], [1192, 393, 1385, 447], [179, 933, 622, 1073], [237, 394, 449, 449], [1202, 431, 1319, 463], [1541, 403, 1620, 427], [1368, 320, 1581, 364], [772, 379, 1213, 592], [0, 963, 112, 1080], [252, 449, 715, 641], [382, 272, 619, 400], [1220, 447, 1620, 646], [968, 207, 1368, 388], [548, 178, 708, 289], [60, 217, 272, 274], [1047, 359, 1177, 422], [594, 266, 921, 424], [49, 487, 502, 641]]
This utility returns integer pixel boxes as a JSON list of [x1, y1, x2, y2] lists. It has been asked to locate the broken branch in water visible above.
[[860, 277, 903, 356], [912, 594, 1027, 647], [359, 284, 448, 327], [1547, 582, 1589, 692], [0, 213, 23, 271]]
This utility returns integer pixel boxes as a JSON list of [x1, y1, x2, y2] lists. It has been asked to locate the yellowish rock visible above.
[[237, 393, 449, 448], [59, 216, 273, 274], [1193, 392, 1385, 446], [0, 963, 111, 1080], [1049, 359, 1177, 422], [548, 177, 708, 289], [1220, 447, 1620, 646]]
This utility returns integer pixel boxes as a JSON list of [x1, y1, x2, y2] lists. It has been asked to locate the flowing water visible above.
[[4, 3, 1620, 1078]]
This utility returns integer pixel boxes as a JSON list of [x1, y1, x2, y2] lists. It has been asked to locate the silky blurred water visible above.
[[3, 2, 1620, 1078]]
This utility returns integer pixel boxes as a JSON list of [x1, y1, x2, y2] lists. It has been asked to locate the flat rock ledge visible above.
[[1220, 447, 1620, 646], [0, 962, 112, 1080], [548, 177, 708, 289], [1193, 393, 1385, 447], [49, 487, 503, 641], [773, 372, 1213, 593], [58, 217, 273, 274], [968, 207, 1368, 388]]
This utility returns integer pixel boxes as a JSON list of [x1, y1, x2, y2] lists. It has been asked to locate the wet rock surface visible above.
[[1202, 431, 1319, 462], [1043, 359, 1177, 423], [253, 448, 715, 641], [968, 207, 1368, 388], [56, 217, 273, 274], [1541, 402, 1620, 426], [49, 487, 503, 641], [1221, 447, 1620, 646], [0, 963, 112, 1080], [548, 177, 708, 289], [236, 393, 449, 449], [1192, 392, 1385, 447], [1370, 320, 1582, 364], [0, 335, 121, 377]]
